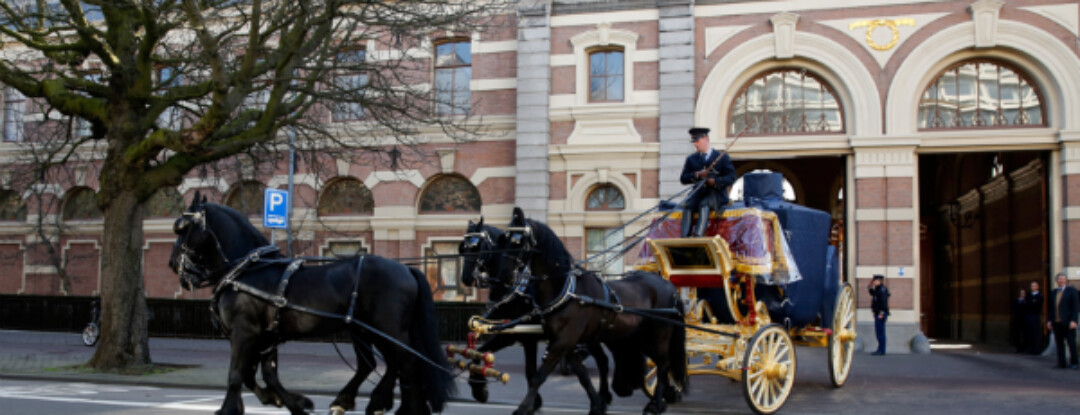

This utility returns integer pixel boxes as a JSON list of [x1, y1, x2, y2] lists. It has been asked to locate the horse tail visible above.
[[408, 266, 455, 411], [669, 291, 690, 394]]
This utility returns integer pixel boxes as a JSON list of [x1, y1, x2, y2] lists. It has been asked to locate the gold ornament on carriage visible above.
[[848, 18, 915, 51]]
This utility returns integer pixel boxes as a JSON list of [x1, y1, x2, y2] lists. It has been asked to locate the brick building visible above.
[[2, 0, 1079, 353]]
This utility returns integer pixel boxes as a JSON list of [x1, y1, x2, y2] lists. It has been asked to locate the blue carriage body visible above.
[[694, 172, 841, 329]]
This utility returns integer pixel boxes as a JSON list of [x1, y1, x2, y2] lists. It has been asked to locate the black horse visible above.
[[496, 207, 688, 415], [169, 194, 452, 415], [458, 218, 612, 409]]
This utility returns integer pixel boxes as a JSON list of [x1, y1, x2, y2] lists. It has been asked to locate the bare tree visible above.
[[0, 0, 511, 371]]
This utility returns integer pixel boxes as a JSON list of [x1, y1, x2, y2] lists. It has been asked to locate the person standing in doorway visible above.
[[1013, 288, 1028, 353], [1024, 281, 1044, 355], [678, 127, 736, 237], [870, 275, 890, 356], [1047, 272, 1079, 369]]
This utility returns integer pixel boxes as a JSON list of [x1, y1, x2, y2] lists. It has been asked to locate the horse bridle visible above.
[[174, 207, 233, 290], [461, 230, 499, 289]]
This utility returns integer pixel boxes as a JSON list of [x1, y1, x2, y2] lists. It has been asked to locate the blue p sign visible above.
[[263, 188, 289, 229]]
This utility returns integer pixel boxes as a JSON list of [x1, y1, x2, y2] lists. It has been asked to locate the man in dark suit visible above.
[[678, 127, 736, 237], [1046, 272, 1079, 369], [1024, 281, 1044, 354]]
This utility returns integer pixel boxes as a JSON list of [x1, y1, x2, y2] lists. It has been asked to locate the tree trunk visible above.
[[87, 188, 151, 371]]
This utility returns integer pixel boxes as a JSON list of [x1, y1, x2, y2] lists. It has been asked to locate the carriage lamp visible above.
[[945, 200, 978, 229]]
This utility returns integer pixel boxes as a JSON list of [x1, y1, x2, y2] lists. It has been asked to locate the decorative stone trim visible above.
[[970, 0, 1004, 48], [770, 13, 799, 59]]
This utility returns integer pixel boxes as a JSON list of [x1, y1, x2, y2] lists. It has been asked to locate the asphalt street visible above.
[[2, 330, 1080, 414]]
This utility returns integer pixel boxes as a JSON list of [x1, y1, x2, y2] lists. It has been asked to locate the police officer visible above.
[[679, 127, 736, 237]]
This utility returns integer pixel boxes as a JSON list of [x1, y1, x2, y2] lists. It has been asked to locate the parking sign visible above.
[[263, 188, 289, 229]]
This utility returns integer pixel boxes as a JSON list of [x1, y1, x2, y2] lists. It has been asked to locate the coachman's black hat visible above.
[[689, 127, 710, 141]]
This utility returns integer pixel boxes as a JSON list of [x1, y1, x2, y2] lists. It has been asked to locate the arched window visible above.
[[62, 187, 103, 221], [588, 47, 624, 102], [0, 189, 26, 221], [730, 170, 797, 202], [434, 39, 471, 115], [918, 60, 1044, 130], [225, 181, 264, 217], [586, 185, 625, 211], [418, 175, 480, 214], [318, 177, 373, 216], [143, 187, 185, 218], [729, 68, 844, 135]]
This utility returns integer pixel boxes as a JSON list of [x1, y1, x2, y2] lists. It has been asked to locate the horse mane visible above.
[[525, 218, 575, 276], [203, 203, 276, 257]]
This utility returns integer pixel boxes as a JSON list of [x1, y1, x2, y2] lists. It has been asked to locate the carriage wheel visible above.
[[643, 358, 683, 402], [828, 283, 856, 387], [741, 324, 795, 415]]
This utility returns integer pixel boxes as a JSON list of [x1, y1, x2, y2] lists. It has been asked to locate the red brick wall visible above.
[[65, 242, 100, 296], [144, 240, 178, 298], [856, 277, 913, 310], [0, 243, 23, 294], [857, 221, 885, 266], [550, 172, 567, 200]]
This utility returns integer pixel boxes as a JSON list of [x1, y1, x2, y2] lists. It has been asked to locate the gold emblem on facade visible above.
[[849, 19, 915, 51]]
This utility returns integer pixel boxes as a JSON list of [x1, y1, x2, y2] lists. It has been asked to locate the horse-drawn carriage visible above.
[[455, 172, 855, 415]]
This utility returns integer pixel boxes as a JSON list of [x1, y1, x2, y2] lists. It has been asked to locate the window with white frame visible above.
[[3, 88, 25, 142], [331, 49, 367, 122], [588, 47, 624, 103], [322, 241, 367, 258], [433, 39, 471, 116], [586, 228, 623, 279], [157, 66, 184, 130], [424, 240, 468, 300]]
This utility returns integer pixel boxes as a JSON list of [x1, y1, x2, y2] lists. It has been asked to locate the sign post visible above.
[[264, 188, 290, 231]]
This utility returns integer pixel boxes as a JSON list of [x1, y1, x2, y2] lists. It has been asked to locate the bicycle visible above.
[[82, 298, 100, 347]]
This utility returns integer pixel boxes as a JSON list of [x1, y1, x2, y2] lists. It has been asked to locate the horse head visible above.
[[459, 217, 505, 288], [169, 190, 274, 290]]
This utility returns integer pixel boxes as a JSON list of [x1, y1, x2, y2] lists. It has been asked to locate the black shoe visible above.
[[1070, 365, 1079, 370], [871, 351, 884, 356]]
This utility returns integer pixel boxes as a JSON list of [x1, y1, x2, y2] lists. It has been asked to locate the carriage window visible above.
[[318, 178, 373, 216], [434, 39, 471, 116], [62, 187, 103, 221], [225, 181, 265, 217], [588, 48, 624, 103], [728, 68, 844, 135], [322, 241, 367, 258], [586, 185, 625, 211], [418, 175, 481, 214], [424, 240, 469, 301], [143, 187, 185, 218], [586, 228, 623, 278], [0, 189, 26, 221], [666, 246, 715, 269], [918, 60, 1045, 129]]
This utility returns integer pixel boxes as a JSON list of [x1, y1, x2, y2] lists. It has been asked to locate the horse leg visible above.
[[388, 337, 430, 415], [588, 342, 612, 405], [258, 347, 314, 415], [514, 340, 575, 415], [329, 337, 378, 414], [245, 349, 280, 407], [643, 340, 672, 415], [566, 347, 605, 415], [218, 333, 259, 415], [366, 345, 397, 415], [522, 337, 543, 411]]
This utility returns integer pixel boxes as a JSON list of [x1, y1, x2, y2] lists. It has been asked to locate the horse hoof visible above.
[[662, 388, 682, 404], [329, 406, 346, 415], [301, 397, 315, 411], [601, 391, 613, 405], [534, 394, 543, 410], [643, 402, 666, 415]]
